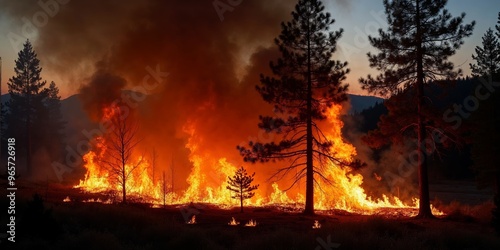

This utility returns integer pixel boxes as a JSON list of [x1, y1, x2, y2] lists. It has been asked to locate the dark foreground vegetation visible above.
[[1, 182, 499, 250]]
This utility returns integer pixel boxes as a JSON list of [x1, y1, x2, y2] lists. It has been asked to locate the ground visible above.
[[1, 181, 499, 250]]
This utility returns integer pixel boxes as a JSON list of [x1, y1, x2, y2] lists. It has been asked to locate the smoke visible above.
[[5, 1, 405, 203], [79, 66, 127, 121], [342, 114, 419, 203], [0, 0, 296, 188]]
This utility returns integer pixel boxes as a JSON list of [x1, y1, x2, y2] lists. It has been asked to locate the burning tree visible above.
[[100, 106, 142, 204], [238, 0, 359, 215], [226, 166, 259, 213], [360, 0, 474, 218]]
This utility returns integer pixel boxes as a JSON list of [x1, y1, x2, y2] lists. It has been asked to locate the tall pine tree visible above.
[[7, 40, 47, 175], [359, 0, 474, 218], [470, 28, 500, 77], [238, 0, 358, 215]]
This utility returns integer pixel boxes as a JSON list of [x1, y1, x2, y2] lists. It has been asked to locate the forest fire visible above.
[[74, 103, 443, 217], [3, 0, 499, 247]]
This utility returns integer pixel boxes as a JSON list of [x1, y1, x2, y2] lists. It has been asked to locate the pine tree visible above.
[[7, 40, 47, 175], [43, 81, 66, 161], [470, 28, 500, 77], [226, 166, 259, 213], [359, 0, 474, 218], [237, 0, 358, 215]]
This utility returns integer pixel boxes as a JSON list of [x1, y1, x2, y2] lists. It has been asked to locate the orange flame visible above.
[[186, 215, 196, 224], [228, 217, 240, 226], [75, 104, 444, 216], [82, 198, 112, 204], [312, 220, 321, 229], [245, 219, 257, 227]]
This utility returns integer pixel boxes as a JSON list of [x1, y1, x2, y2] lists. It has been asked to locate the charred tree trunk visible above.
[[304, 17, 315, 215], [240, 184, 244, 213], [122, 166, 127, 204], [415, 0, 433, 218], [121, 145, 127, 204]]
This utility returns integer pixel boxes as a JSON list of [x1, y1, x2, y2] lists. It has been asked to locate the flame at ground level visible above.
[[245, 219, 257, 227], [75, 104, 444, 216], [313, 220, 321, 229], [228, 217, 240, 226]]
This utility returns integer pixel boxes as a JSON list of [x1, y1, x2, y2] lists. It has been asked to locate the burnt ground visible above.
[[1, 180, 499, 250]]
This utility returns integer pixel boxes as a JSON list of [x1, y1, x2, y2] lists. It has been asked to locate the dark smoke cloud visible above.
[[6, 1, 386, 199], [0, 0, 296, 187], [79, 67, 127, 121], [342, 114, 419, 204]]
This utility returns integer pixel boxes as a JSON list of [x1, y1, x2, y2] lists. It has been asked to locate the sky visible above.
[[0, 0, 499, 98]]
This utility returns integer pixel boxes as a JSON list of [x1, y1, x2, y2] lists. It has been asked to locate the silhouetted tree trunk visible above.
[[415, 1, 432, 218], [304, 14, 314, 215]]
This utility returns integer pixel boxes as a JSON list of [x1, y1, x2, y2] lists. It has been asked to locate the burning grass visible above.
[[3, 193, 499, 250], [75, 104, 441, 217]]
